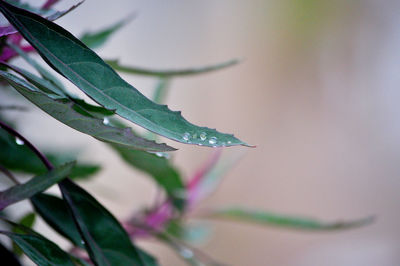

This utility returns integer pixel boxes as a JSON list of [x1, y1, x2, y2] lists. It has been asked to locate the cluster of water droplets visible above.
[[181, 131, 231, 147]]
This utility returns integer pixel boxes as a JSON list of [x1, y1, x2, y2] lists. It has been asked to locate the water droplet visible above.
[[182, 132, 190, 142], [103, 117, 110, 125], [199, 132, 207, 141], [155, 152, 171, 159], [15, 137, 24, 145], [208, 137, 217, 145], [179, 247, 194, 259], [227, 141, 232, 144], [80, 240, 85, 245]]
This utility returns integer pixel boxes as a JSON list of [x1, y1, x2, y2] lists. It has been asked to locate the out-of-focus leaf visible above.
[[207, 208, 374, 231], [0, 162, 74, 210], [113, 144, 185, 210], [0, 71, 175, 152], [106, 58, 240, 78], [152, 78, 170, 104], [81, 15, 134, 49], [0, 230, 75, 266], [0, 241, 21, 266], [157, 232, 223, 266], [165, 220, 212, 245], [12, 212, 36, 256], [0, 1, 248, 148], [0, 1, 83, 37], [0, 128, 100, 180], [57, 179, 158, 266]]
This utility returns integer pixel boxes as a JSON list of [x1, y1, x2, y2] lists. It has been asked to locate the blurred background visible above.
[[4, 0, 400, 265]]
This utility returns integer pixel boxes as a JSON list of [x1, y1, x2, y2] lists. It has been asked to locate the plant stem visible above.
[[0, 164, 19, 184]]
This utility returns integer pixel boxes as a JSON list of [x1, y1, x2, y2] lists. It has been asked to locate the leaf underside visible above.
[[0, 70, 175, 152]]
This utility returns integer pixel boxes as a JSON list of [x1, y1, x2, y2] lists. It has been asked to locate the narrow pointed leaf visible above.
[[112, 144, 185, 210], [58, 179, 158, 266], [106, 58, 240, 78], [0, 242, 21, 266], [0, 61, 64, 96], [0, 162, 74, 210], [81, 15, 134, 49], [0, 1, 248, 148], [0, 71, 175, 152], [32, 193, 164, 266], [0, 231, 75, 266], [207, 208, 374, 231]]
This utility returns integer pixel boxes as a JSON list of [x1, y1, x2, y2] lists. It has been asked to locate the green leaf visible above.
[[0, 71, 175, 152], [31, 194, 82, 247], [0, 162, 74, 210], [81, 15, 134, 49], [0, 231, 75, 266], [12, 212, 36, 256], [7, 40, 66, 93], [0, 61, 65, 97], [0, 128, 100, 180], [57, 179, 158, 266], [157, 232, 223, 266], [33, 193, 158, 266], [207, 208, 374, 231], [0, 241, 21, 266], [0, 1, 248, 148], [106, 58, 240, 78], [112, 144, 185, 210]]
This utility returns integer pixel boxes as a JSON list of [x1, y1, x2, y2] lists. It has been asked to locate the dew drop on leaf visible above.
[[102, 117, 110, 125], [199, 132, 207, 141], [208, 137, 217, 145], [182, 132, 190, 142], [178, 247, 194, 259], [15, 137, 24, 145]]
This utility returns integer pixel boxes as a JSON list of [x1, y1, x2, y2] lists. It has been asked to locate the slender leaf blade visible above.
[[31, 194, 82, 246], [81, 15, 134, 49], [0, 71, 175, 152], [0, 231, 75, 266], [106, 58, 240, 78], [207, 208, 374, 231], [58, 179, 158, 266], [0, 162, 74, 210], [0, 1, 248, 148]]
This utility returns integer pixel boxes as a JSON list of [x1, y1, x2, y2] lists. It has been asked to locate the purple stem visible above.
[[42, 0, 60, 10]]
